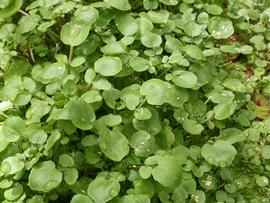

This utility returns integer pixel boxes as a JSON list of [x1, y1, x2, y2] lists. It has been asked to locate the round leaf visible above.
[[94, 56, 122, 76], [68, 100, 96, 130], [201, 141, 237, 167], [60, 20, 90, 46], [208, 17, 234, 39]]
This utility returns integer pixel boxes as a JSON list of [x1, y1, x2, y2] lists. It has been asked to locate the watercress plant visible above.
[[1, 0, 270, 202]]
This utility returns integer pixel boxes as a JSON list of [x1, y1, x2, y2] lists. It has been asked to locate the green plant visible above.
[[1, 0, 270, 202]]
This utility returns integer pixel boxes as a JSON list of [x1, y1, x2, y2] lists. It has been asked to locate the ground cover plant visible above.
[[1, 0, 270, 202]]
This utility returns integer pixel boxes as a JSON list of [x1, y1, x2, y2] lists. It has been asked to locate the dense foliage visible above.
[[1, 0, 270, 202]]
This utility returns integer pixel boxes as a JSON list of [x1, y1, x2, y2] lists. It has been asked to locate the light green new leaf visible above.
[[183, 45, 206, 60], [99, 128, 129, 161], [208, 17, 234, 39], [94, 56, 122, 76], [84, 68, 96, 84], [87, 177, 120, 202], [68, 100, 96, 130], [201, 140, 237, 167], [28, 161, 62, 192], [104, 0, 131, 10], [213, 102, 237, 120], [140, 79, 171, 105], [60, 20, 90, 46]]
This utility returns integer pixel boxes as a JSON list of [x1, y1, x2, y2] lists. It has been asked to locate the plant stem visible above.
[[19, 10, 30, 16], [68, 46, 74, 64]]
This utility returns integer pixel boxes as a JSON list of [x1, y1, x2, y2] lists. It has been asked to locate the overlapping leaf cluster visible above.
[[1, 0, 270, 202]]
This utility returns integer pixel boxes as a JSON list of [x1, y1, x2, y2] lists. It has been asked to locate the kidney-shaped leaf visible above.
[[201, 140, 237, 167], [213, 101, 237, 120]]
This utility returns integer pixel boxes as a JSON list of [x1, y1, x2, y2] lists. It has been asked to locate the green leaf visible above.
[[145, 155, 182, 187], [99, 128, 129, 161], [59, 154, 74, 167], [60, 20, 90, 46], [130, 130, 155, 157], [182, 119, 204, 135], [41, 62, 66, 80], [4, 184, 23, 201], [206, 89, 235, 103], [204, 4, 223, 15], [17, 14, 40, 34], [71, 194, 93, 203], [64, 168, 78, 185], [172, 71, 198, 89], [147, 10, 169, 24], [201, 141, 237, 167], [159, 0, 178, 5], [68, 100, 96, 130], [28, 161, 62, 192], [2, 116, 26, 142], [84, 68, 96, 84], [74, 6, 99, 24], [134, 107, 152, 120], [26, 99, 51, 121], [222, 78, 246, 92], [183, 45, 206, 60], [183, 22, 203, 37], [191, 190, 205, 203], [133, 106, 162, 135], [213, 101, 237, 120], [87, 176, 120, 202], [118, 195, 151, 203], [262, 145, 270, 159], [0, 0, 23, 19], [101, 41, 126, 55], [141, 31, 162, 48], [129, 56, 149, 72], [140, 79, 171, 105], [115, 13, 138, 36], [29, 129, 48, 144], [104, 0, 131, 11], [1, 155, 24, 175], [208, 17, 234, 39], [94, 56, 122, 76]]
